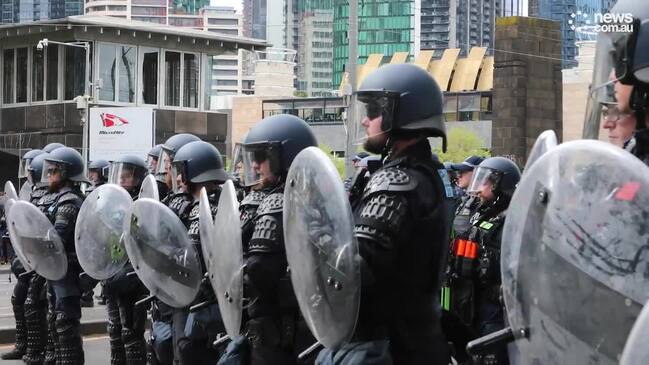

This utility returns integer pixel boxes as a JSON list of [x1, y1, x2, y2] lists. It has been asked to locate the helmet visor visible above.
[[584, 27, 635, 138], [41, 160, 67, 184], [146, 155, 159, 175], [109, 162, 144, 191], [240, 143, 282, 187], [170, 160, 188, 194], [352, 91, 399, 145], [18, 158, 32, 179], [467, 166, 501, 195], [156, 147, 174, 182]]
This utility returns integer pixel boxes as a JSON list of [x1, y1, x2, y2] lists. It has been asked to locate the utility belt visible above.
[[442, 238, 500, 312]]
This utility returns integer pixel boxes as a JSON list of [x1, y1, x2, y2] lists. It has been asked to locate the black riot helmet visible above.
[[240, 114, 318, 186], [19, 149, 45, 179], [354, 63, 447, 151], [88, 160, 110, 185], [27, 152, 49, 186], [171, 141, 229, 193], [41, 147, 87, 184], [42, 142, 65, 153], [155, 134, 201, 180], [108, 155, 148, 194], [467, 157, 521, 201]]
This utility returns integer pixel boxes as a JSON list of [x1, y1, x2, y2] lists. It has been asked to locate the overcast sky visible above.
[[212, 0, 243, 13]]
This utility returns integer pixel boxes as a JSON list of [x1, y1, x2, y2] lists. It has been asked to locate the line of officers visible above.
[[3, 2, 649, 361], [0, 62, 520, 365]]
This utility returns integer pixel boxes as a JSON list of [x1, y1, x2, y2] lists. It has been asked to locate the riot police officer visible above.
[[150, 133, 200, 365], [319, 63, 453, 364], [86, 160, 110, 193], [226, 114, 318, 364], [449, 157, 520, 365], [42, 142, 65, 153], [584, 1, 649, 163], [38, 147, 88, 365], [2, 149, 45, 361], [102, 155, 149, 365], [169, 141, 229, 364]]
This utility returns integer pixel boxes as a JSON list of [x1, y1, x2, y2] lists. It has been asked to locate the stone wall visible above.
[[492, 16, 563, 166]]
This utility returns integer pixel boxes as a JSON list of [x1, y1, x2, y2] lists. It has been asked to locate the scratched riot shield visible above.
[[523, 129, 558, 173], [6, 200, 67, 280], [75, 184, 132, 280], [123, 198, 201, 308], [283, 147, 361, 349], [4, 181, 18, 202], [139, 174, 160, 201], [502, 140, 649, 364], [204, 180, 244, 338]]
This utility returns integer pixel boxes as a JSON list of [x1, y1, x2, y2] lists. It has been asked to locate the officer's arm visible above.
[[245, 212, 286, 297], [54, 201, 80, 246], [354, 192, 411, 287]]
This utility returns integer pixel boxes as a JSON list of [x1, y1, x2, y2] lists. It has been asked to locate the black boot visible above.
[[1, 296, 26, 359]]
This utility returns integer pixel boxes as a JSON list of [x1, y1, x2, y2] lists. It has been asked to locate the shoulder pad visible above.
[[37, 192, 57, 207], [58, 191, 84, 207], [363, 167, 418, 198], [241, 190, 266, 208], [188, 200, 200, 221], [256, 192, 283, 216]]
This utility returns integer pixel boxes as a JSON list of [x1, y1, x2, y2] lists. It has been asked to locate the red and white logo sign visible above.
[[100, 113, 129, 127]]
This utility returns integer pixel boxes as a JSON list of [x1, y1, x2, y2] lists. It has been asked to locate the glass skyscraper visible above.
[[332, 0, 416, 87]]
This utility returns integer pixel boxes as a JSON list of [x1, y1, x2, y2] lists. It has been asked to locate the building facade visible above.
[[1, 0, 83, 24], [332, 0, 420, 87]]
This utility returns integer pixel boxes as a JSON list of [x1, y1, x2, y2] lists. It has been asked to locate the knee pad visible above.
[[55, 313, 80, 341]]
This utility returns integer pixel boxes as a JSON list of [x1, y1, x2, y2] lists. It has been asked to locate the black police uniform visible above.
[[348, 139, 451, 364], [39, 186, 86, 365], [177, 192, 225, 365]]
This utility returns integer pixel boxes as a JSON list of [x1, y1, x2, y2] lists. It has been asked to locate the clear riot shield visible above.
[[19, 181, 33, 201], [502, 140, 649, 364], [75, 184, 133, 280], [283, 147, 361, 349], [523, 130, 558, 173], [139, 174, 160, 201], [6, 200, 67, 280], [621, 301, 649, 365], [4, 181, 18, 201], [205, 180, 244, 338], [123, 198, 201, 308]]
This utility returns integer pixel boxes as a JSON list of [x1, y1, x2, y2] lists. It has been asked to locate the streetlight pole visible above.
[[344, 0, 358, 179], [37, 39, 91, 169]]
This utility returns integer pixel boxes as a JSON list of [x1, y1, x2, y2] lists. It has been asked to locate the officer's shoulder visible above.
[[241, 190, 266, 207], [256, 192, 283, 216], [363, 166, 419, 197], [58, 190, 84, 206]]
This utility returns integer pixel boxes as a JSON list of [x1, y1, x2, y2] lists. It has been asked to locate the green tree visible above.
[[433, 127, 490, 163], [318, 144, 346, 179], [293, 90, 308, 97]]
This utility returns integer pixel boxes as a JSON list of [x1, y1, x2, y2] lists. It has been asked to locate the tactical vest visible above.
[[163, 192, 193, 227]]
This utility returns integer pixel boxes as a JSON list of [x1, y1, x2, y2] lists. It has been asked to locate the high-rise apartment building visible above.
[[1, 0, 83, 24]]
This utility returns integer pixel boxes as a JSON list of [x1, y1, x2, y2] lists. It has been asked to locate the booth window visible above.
[[32, 46, 44, 102], [3, 49, 14, 104], [46, 44, 59, 100], [165, 51, 181, 106], [99, 43, 136, 103], [65, 47, 86, 100], [165, 51, 199, 109], [16, 48, 28, 103], [141, 48, 158, 105]]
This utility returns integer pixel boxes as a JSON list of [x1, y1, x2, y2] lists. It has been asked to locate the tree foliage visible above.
[[433, 127, 490, 163]]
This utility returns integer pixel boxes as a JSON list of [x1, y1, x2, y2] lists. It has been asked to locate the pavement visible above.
[[0, 263, 108, 344]]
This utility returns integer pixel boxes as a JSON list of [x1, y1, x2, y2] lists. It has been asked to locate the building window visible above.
[[32, 46, 44, 102], [65, 47, 86, 100], [141, 48, 158, 105], [2, 49, 14, 104], [183, 53, 198, 108], [165, 51, 181, 106], [216, 80, 238, 86], [98, 43, 137, 103], [46, 44, 59, 101], [16, 48, 28, 103]]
